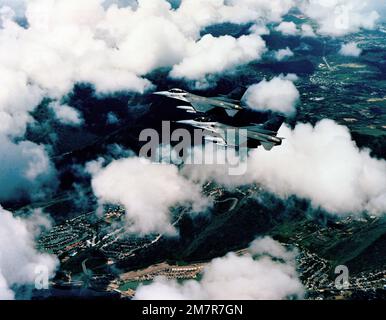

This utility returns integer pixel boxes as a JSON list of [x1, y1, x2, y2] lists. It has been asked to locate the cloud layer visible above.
[[243, 77, 300, 115], [91, 157, 209, 234], [183, 120, 386, 216], [49, 102, 84, 126], [0, 0, 384, 141], [339, 42, 362, 57], [135, 236, 304, 300], [0, 0, 385, 301], [274, 47, 294, 61], [0, 0, 299, 141], [0, 136, 57, 202], [0, 206, 58, 300], [300, 0, 384, 36], [170, 33, 266, 81]]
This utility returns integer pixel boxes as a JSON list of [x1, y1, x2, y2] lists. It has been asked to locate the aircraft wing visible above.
[[213, 96, 240, 104], [189, 101, 217, 113], [190, 99, 242, 117]]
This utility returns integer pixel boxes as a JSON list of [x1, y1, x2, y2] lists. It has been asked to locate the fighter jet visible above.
[[177, 116, 285, 151], [153, 88, 246, 117]]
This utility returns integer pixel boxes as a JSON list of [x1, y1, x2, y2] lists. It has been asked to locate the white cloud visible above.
[[0, 0, 381, 209], [274, 47, 294, 61], [24, 209, 54, 237], [91, 157, 209, 235], [173, 0, 295, 35], [246, 120, 386, 215], [0, 206, 58, 300], [49, 102, 84, 126], [0, 274, 14, 300], [0, 135, 57, 202], [102, 2, 190, 76], [0, 0, 298, 139], [242, 77, 300, 115], [300, 24, 316, 37], [170, 33, 267, 81], [300, 0, 384, 36], [0, 0, 152, 138], [339, 42, 362, 57], [0, 66, 44, 137], [134, 236, 304, 300], [280, 73, 299, 81], [275, 21, 298, 35], [183, 120, 386, 216], [5, 0, 381, 146]]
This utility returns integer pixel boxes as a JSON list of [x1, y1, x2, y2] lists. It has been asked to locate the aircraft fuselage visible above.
[[153, 89, 243, 115]]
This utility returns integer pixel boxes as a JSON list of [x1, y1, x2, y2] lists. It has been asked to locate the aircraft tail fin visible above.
[[242, 115, 285, 135], [261, 115, 285, 133], [226, 86, 248, 101]]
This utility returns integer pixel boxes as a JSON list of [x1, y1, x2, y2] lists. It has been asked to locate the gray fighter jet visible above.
[[177, 117, 285, 151], [153, 88, 245, 117]]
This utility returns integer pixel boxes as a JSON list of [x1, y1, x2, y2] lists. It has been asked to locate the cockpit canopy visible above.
[[169, 88, 186, 94]]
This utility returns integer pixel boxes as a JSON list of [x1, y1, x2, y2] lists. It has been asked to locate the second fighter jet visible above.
[[153, 88, 246, 117]]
